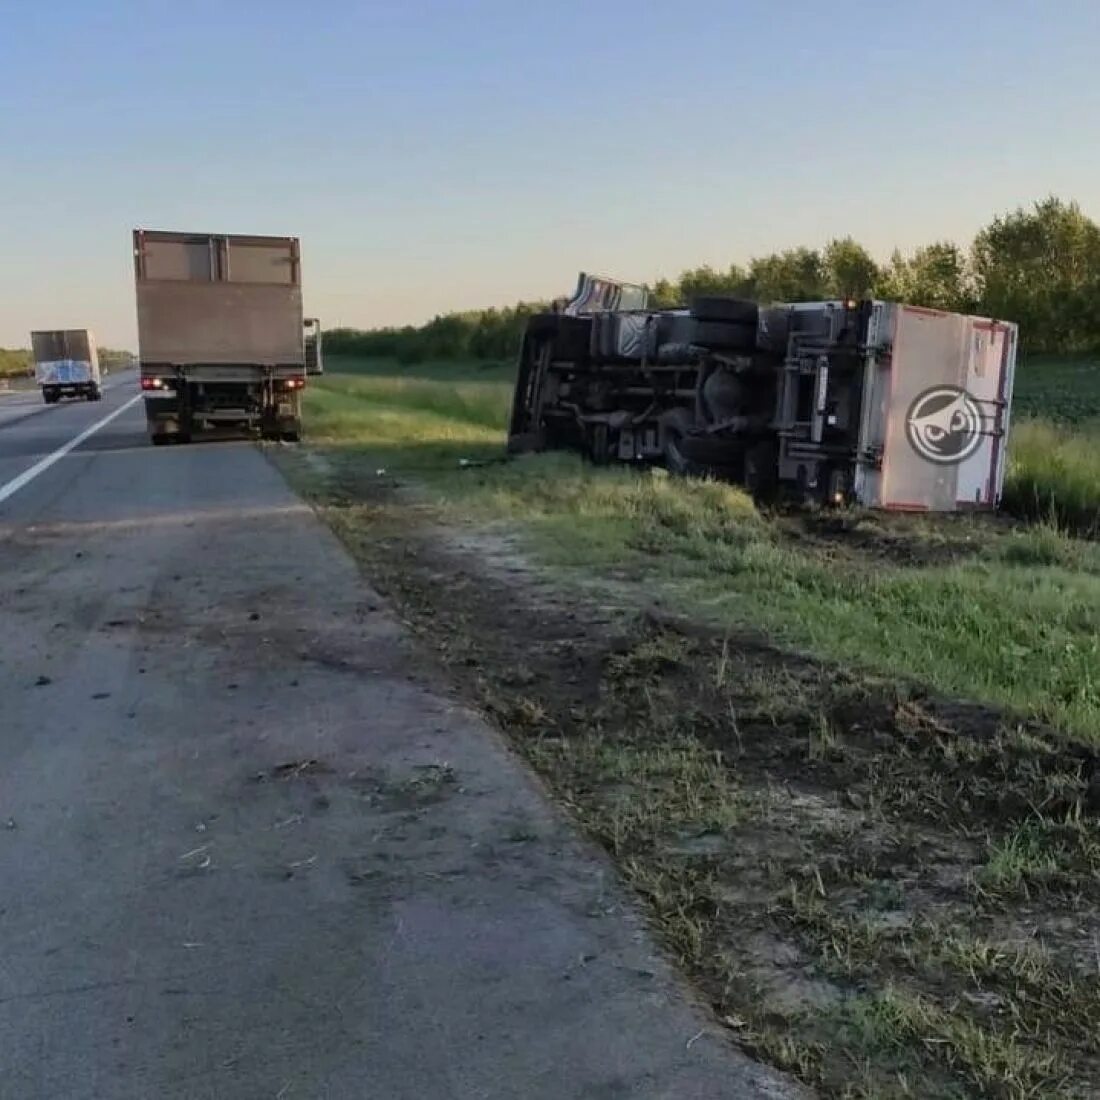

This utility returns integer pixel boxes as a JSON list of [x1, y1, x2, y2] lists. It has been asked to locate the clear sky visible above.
[[2, 0, 1098, 348]]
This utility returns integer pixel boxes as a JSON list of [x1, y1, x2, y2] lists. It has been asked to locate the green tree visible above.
[[748, 247, 826, 301], [678, 264, 751, 301], [877, 242, 971, 312], [972, 197, 1100, 351], [823, 237, 879, 299], [646, 278, 682, 309]]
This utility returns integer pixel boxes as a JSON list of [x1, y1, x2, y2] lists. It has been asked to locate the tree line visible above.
[[326, 198, 1100, 363]]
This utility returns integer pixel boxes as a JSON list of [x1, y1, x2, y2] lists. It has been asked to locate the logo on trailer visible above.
[[905, 386, 985, 466]]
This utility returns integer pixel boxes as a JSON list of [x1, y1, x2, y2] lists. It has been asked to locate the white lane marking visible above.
[[0, 393, 144, 506]]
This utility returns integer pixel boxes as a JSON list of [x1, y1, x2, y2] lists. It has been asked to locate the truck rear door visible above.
[[879, 307, 1013, 511]]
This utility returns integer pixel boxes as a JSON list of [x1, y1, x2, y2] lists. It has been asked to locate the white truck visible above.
[[31, 329, 102, 404]]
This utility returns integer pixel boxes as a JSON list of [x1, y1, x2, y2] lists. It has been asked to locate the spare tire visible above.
[[691, 319, 757, 352], [524, 314, 592, 360], [690, 296, 759, 325], [555, 316, 593, 360]]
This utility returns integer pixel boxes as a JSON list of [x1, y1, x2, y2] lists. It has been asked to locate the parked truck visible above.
[[133, 229, 320, 445], [509, 275, 1018, 512], [31, 329, 102, 404]]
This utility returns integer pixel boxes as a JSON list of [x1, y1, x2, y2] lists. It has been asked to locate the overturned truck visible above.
[[509, 275, 1018, 512]]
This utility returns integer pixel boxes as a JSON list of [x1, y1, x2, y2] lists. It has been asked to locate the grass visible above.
[[1004, 355, 1100, 533], [1012, 353, 1100, 425], [302, 356, 1100, 737], [1003, 417, 1100, 535], [283, 353, 1100, 1097]]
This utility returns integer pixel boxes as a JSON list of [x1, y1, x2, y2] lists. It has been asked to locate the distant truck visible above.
[[133, 229, 320, 445], [31, 329, 102, 404], [510, 275, 1018, 512]]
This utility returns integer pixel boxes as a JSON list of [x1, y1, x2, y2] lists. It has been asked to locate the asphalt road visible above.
[[0, 382, 807, 1099]]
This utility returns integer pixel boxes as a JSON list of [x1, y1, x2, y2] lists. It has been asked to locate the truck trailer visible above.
[[509, 276, 1018, 512], [133, 229, 319, 445], [31, 329, 102, 404]]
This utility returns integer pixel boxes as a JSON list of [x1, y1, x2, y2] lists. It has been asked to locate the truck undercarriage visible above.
[[141, 367, 305, 444]]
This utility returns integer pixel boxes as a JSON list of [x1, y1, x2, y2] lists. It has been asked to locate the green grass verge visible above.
[[1003, 417, 1100, 534], [302, 355, 1100, 738]]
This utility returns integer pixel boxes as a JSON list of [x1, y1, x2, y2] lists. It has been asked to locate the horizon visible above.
[[2, 0, 1099, 348]]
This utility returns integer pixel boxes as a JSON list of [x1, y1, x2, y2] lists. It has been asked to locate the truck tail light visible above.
[[141, 377, 166, 390], [283, 378, 306, 390]]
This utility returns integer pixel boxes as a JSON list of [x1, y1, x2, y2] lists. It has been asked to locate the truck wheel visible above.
[[659, 408, 706, 478], [586, 422, 612, 465], [743, 442, 779, 500], [690, 296, 759, 325], [151, 434, 170, 446]]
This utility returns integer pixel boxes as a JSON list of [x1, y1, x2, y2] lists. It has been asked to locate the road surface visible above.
[[0, 379, 806, 1099]]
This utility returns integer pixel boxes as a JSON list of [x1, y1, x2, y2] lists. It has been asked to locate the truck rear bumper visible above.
[[143, 389, 301, 437]]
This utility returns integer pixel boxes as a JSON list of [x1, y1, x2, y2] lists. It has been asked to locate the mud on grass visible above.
[[294, 470, 1100, 1098]]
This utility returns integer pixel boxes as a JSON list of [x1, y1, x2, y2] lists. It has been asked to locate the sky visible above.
[[1, 0, 1099, 348]]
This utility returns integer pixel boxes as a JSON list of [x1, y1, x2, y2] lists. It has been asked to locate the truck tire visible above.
[[690, 296, 759, 325], [743, 441, 779, 500], [525, 315, 592, 360], [691, 319, 757, 352], [586, 422, 612, 465], [659, 408, 707, 478]]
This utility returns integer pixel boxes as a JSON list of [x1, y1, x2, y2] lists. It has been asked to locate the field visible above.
[[283, 354, 1100, 1098], [1003, 356, 1100, 533], [1013, 354, 1100, 424]]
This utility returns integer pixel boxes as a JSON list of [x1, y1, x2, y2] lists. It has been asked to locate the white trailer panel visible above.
[[858, 304, 1017, 512]]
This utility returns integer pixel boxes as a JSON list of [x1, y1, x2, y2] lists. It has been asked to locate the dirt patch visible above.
[[286, 450, 1100, 1099], [774, 509, 998, 568]]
